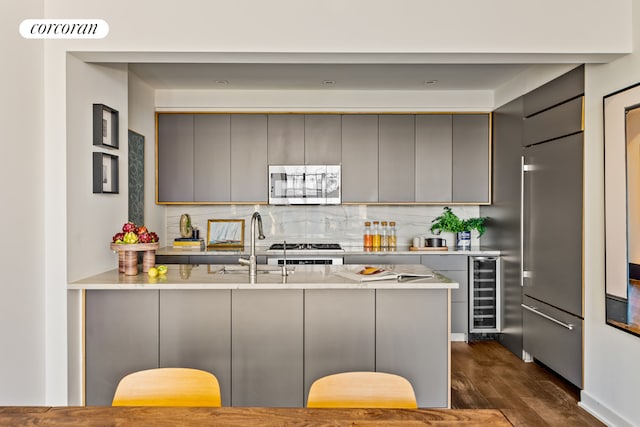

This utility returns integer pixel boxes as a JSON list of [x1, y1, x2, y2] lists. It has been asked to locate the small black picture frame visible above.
[[93, 152, 119, 194], [93, 103, 119, 149]]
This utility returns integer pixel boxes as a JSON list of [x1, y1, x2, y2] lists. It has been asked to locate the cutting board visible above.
[[409, 246, 449, 251]]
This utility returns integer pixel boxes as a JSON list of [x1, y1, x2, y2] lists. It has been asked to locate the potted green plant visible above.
[[430, 207, 488, 249]]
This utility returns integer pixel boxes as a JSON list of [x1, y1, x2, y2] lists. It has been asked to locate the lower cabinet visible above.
[[376, 289, 449, 408], [86, 288, 450, 407], [231, 290, 304, 407], [421, 255, 469, 340], [304, 290, 375, 404], [159, 290, 232, 406], [85, 290, 159, 406]]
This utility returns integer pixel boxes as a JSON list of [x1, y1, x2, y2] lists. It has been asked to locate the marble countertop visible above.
[[68, 264, 458, 291], [157, 245, 500, 257]]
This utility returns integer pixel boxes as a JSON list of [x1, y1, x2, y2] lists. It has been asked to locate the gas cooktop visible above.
[[268, 243, 343, 251]]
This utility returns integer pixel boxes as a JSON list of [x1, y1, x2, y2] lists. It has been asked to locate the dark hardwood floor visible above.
[[451, 341, 605, 426]]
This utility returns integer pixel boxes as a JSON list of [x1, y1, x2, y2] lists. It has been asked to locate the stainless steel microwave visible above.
[[268, 165, 341, 205]]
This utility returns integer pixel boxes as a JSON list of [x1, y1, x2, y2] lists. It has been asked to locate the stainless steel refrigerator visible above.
[[521, 132, 583, 388]]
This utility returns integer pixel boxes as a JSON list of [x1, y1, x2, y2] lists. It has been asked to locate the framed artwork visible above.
[[207, 219, 245, 249], [93, 152, 119, 194], [93, 103, 119, 149], [603, 82, 640, 337]]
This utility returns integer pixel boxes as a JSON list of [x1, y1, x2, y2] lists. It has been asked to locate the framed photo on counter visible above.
[[207, 219, 245, 249]]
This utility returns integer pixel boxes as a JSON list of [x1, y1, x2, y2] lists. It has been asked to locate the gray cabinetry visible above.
[[376, 289, 449, 408], [523, 97, 583, 146], [194, 114, 231, 201], [304, 290, 375, 404], [422, 255, 469, 339], [343, 254, 421, 265], [230, 115, 268, 202], [522, 295, 583, 387], [85, 290, 159, 406], [304, 115, 342, 164], [231, 290, 304, 407], [341, 115, 379, 202], [415, 115, 453, 202], [159, 290, 231, 406], [452, 114, 490, 202], [378, 115, 415, 202], [157, 114, 194, 202], [267, 114, 305, 165]]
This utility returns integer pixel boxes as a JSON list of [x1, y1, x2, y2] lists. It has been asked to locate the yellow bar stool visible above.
[[306, 371, 418, 409], [112, 367, 221, 407]]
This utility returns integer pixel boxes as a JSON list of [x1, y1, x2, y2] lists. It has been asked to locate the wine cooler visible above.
[[469, 256, 501, 333]]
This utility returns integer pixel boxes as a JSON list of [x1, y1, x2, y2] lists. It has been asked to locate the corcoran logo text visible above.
[[20, 19, 109, 39]]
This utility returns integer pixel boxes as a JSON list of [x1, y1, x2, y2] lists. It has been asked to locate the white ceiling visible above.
[[128, 63, 534, 91]]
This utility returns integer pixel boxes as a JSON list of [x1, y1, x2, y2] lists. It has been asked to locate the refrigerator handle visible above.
[[521, 155, 525, 287], [521, 304, 575, 330]]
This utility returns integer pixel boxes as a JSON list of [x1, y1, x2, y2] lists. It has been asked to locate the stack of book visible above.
[[173, 238, 205, 250]]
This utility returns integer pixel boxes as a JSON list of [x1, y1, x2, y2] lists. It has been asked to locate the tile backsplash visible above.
[[166, 205, 482, 248]]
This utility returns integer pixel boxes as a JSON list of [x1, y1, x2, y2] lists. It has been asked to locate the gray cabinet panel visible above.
[[341, 115, 379, 202], [304, 115, 342, 164], [422, 255, 468, 337], [522, 97, 583, 146], [523, 133, 583, 317], [86, 290, 159, 406], [523, 65, 584, 117], [452, 115, 490, 203], [194, 114, 231, 202], [159, 290, 231, 406], [231, 290, 304, 407], [304, 290, 375, 404], [343, 254, 421, 265], [421, 254, 467, 271], [157, 114, 194, 202], [268, 115, 305, 165], [415, 115, 453, 202], [379, 115, 415, 202], [376, 290, 449, 408], [522, 295, 583, 387], [480, 97, 524, 357], [155, 255, 189, 264], [230, 115, 268, 202]]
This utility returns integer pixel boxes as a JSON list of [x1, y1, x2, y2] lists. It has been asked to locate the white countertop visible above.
[[157, 245, 500, 257], [68, 264, 458, 291]]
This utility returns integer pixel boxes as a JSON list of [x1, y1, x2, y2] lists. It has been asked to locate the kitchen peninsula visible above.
[[70, 264, 457, 408]]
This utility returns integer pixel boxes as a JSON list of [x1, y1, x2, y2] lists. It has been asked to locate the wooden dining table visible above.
[[0, 406, 513, 426]]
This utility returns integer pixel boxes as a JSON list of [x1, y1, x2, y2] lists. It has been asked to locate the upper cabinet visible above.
[[157, 112, 491, 204], [267, 115, 304, 165], [230, 115, 268, 202], [341, 115, 379, 203], [378, 115, 415, 202], [304, 115, 342, 164], [452, 114, 491, 203]]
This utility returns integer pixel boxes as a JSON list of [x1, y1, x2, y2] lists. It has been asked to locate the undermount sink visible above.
[[217, 265, 295, 275]]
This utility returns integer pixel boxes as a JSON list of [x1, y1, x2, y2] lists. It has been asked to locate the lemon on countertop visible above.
[[148, 267, 159, 277]]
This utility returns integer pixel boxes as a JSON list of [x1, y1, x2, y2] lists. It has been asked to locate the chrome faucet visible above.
[[238, 212, 265, 278]]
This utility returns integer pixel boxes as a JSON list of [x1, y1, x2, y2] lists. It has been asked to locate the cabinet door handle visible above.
[[521, 304, 574, 330]]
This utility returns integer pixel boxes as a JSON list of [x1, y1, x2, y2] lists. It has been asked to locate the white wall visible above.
[[128, 72, 165, 238], [581, 3, 640, 426], [0, 0, 629, 406], [0, 0, 46, 404]]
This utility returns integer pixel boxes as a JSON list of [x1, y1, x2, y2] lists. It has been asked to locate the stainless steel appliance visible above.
[[266, 242, 344, 265], [268, 165, 341, 205], [469, 256, 501, 333], [521, 133, 584, 388]]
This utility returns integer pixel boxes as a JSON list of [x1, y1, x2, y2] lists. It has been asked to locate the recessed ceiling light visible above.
[[322, 80, 336, 85], [423, 80, 438, 85], [215, 80, 228, 85]]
